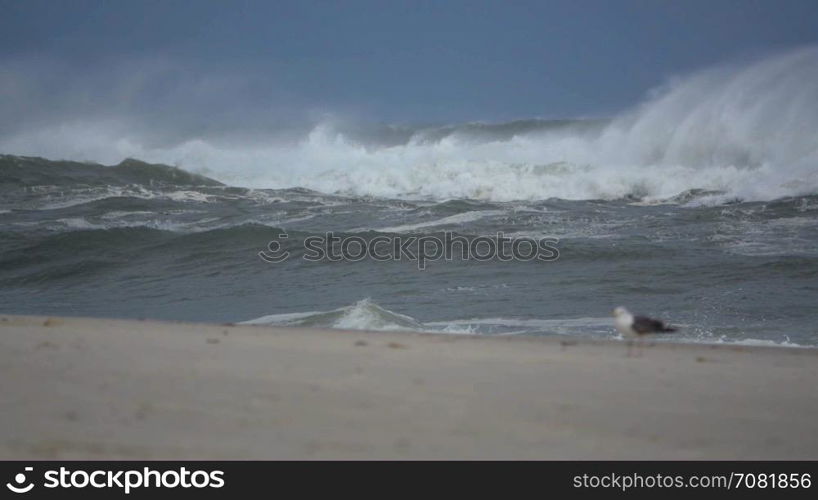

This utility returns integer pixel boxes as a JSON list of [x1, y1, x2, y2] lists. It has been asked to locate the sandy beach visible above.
[[0, 314, 816, 460]]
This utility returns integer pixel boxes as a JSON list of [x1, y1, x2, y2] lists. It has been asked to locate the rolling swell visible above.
[[0, 224, 283, 286], [0, 155, 222, 188]]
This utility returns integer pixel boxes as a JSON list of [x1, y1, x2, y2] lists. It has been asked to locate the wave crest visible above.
[[240, 298, 427, 331], [3, 47, 817, 202]]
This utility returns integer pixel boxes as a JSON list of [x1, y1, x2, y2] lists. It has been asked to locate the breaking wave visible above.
[[240, 298, 431, 332], [240, 299, 807, 347], [2, 47, 817, 202]]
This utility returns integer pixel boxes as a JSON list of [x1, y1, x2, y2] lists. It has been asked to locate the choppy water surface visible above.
[[1, 48, 817, 346], [1, 155, 816, 346]]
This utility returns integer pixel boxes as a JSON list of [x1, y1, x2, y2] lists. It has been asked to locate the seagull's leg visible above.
[[631, 336, 642, 357], [626, 339, 633, 357]]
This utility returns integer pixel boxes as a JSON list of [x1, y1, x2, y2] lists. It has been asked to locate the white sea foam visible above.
[[34, 186, 218, 210], [718, 338, 805, 348], [429, 317, 611, 328], [240, 298, 427, 331], [52, 216, 223, 232], [675, 336, 807, 349], [240, 310, 323, 325], [243, 300, 612, 336], [428, 316, 613, 336], [374, 210, 504, 233], [242, 299, 473, 333], [241, 300, 815, 346], [3, 47, 817, 202], [38, 187, 136, 210]]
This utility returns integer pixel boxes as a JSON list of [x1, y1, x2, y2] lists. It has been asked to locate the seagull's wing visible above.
[[632, 315, 676, 334]]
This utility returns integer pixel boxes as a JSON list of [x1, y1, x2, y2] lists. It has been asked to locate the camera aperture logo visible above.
[[6, 467, 34, 494], [6, 466, 224, 494]]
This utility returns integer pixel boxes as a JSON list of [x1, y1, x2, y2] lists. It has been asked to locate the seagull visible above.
[[613, 306, 676, 356], [613, 306, 677, 338]]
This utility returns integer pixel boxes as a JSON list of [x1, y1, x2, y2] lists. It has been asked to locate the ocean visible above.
[[1, 47, 816, 346]]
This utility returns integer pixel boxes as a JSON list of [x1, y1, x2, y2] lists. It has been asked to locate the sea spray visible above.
[[2, 47, 816, 202]]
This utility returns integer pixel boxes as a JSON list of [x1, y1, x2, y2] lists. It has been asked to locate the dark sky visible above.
[[1, 0, 818, 123]]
